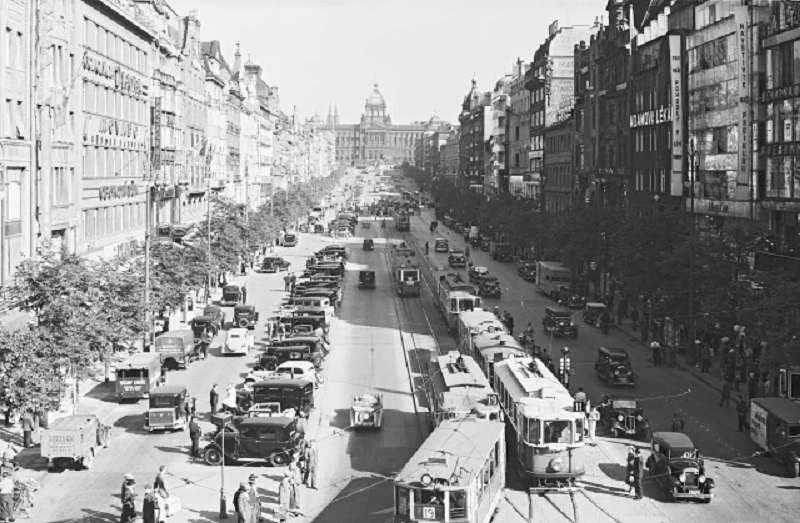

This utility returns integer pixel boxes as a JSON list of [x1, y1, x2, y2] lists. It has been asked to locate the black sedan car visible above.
[[259, 257, 291, 272]]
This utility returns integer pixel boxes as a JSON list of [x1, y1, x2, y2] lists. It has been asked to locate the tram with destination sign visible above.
[[471, 332, 526, 385], [493, 356, 586, 486], [393, 419, 505, 523], [457, 309, 506, 353], [427, 351, 502, 426], [435, 271, 481, 331]]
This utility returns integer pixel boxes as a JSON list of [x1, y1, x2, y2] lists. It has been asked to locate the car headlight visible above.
[[614, 369, 620, 375], [698, 475, 706, 483], [617, 415, 624, 422], [679, 473, 686, 483]]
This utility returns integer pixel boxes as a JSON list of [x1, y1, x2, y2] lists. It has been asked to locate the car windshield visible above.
[[668, 448, 698, 460], [609, 354, 628, 362], [612, 400, 637, 409]]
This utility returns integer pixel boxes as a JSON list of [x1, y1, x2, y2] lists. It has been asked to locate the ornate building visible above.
[[317, 82, 441, 166]]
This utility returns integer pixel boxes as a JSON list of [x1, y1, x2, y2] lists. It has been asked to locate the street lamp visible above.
[[685, 138, 700, 363]]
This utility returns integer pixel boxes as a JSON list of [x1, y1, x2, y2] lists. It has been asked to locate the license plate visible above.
[[618, 377, 627, 383]]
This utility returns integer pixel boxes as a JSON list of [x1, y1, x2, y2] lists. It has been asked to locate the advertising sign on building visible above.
[[152, 97, 162, 177], [669, 35, 683, 197], [734, 6, 752, 200]]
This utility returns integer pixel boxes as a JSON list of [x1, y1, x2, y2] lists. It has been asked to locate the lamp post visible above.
[[685, 138, 699, 364]]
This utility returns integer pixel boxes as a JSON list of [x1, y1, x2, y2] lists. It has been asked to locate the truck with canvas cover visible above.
[[115, 352, 163, 400], [41, 414, 110, 471], [154, 330, 196, 370]]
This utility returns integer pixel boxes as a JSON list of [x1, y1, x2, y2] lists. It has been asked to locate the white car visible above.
[[223, 328, 254, 355], [245, 361, 320, 385]]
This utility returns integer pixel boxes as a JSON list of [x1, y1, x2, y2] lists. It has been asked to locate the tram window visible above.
[[494, 441, 501, 467], [527, 419, 541, 444], [574, 418, 585, 443], [459, 300, 474, 312], [489, 449, 496, 475], [419, 489, 444, 505], [449, 490, 467, 518], [395, 487, 410, 516], [543, 420, 572, 444], [450, 298, 458, 312]]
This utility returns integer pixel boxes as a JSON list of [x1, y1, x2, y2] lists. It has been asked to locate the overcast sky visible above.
[[169, 0, 604, 125]]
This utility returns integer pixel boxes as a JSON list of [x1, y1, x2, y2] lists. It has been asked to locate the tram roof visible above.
[[117, 352, 161, 369], [430, 352, 490, 389], [459, 309, 497, 325], [494, 357, 573, 408], [473, 332, 524, 352], [395, 419, 505, 487]]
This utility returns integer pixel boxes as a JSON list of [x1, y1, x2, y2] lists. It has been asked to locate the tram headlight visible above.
[[698, 475, 706, 483], [549, 458, 563, 472], [420, 474, 433, 487]]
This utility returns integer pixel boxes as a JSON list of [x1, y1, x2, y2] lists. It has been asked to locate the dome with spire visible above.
[[366, 82, 386, 107], [463, 79, 481, 109]]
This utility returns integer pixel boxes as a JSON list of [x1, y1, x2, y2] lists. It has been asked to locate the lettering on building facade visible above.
[[82, 54, 146, 98], [629, 105, 672, 128], [669, 35, 684, 197], [99, 181, 139, 200], [83, 115, 146, 149], [763, 83, 800, 103], [763, 141, 800, 156], [735, 6, 752, 199], [152, 97, 162, 175], [707, 201, 729, 214]]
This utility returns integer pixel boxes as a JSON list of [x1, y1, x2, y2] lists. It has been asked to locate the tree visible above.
[[196, 197, 250, 273], [0, 328, 63, 412]]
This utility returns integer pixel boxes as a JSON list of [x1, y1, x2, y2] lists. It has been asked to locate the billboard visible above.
[[734, 5, 752, 200], [669, 35, 684, 197]]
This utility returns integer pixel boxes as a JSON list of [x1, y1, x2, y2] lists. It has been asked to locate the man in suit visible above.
[[188, 416, 201, 458], [210, 384, 219, 415], [632, 448, 645, 500]]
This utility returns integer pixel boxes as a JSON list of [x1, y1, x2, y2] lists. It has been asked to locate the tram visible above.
[[394, 210, 411, 231], [435, 271, 482, 331], [427, 351, 502, 426], [392, 256, 421, 297], [393, 419, 505, 523], [471, 332, 526, 384], [492, 356, 585, 486], [457, 309, 506, 352]]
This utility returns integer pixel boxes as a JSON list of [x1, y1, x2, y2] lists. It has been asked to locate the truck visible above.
[[41, 414, 110, 471], [154, 330, 196, 370], [536, 261, 572, 299], [489, 241, 513, 262]]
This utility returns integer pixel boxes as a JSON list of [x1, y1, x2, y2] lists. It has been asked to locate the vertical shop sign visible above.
[[152, 97, 162, 178], [734, 5, 751, 199], [669, 35, 683, 196]]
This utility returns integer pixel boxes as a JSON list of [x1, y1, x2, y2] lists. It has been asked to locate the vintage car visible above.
[[647, 432, 714, 502], [144, 386, 189, 432], [224, 328, 255, 355], [480, 236, 492, 251], [359, 270, 376, 290], [203, 417, 301, 467], [236, 378, 315, 415], [448, 250, 467, 268], [316, 245, 348, 259], [434, 238, 449, 253], [583, 302, 610, 326], [363, 238, 374, 251], [259, 260, 278, 273], [477, 275, 502, 298], [351, 393, 384, 429], [314, 224, 326, 233], [598, 395, 649, 440], [263, 256, 291, 271], [221, 285, 245, 306], [210, 403, 298, 432], [233, 304, 259, 329], [202, 305, 226, 333], [190, 315, 218, 340], [750, 397, 800, 478], [468, 265, 489, 284], [556, 285, 586, 309], [595, 347, 636, 386], [517, 260, 537, 282], [541, 306, 578, 338], [246, 361, 320, 385]]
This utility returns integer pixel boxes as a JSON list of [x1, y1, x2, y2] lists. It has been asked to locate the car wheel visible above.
[[792, 462, 800, 479], [204, 448, 223, 466], [238, 318, 249, 328], [270, 451, 290, 467]]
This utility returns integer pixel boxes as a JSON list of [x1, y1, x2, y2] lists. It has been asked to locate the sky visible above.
[[169, 0, 605, 125]]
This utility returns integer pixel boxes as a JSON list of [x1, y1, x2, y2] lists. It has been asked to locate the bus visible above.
[[393, 419, 505, 523], [535, 261, 571, 299], [427, 351, 502, 426], [493, 356, 585, 486]]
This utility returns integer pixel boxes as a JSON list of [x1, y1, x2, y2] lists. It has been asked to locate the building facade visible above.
[[317, 83, 432, 167], [543, 116, 574, 212], [487, 76, 510, 195], [440, 128, 460, 184], [507, 59, 531, 196], [459, 79, 491, 190]]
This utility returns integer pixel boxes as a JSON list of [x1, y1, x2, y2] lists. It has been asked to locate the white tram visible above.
[[427, 351, 502, 426], [492, 356, 586, 485], [470, 332, 526, 384], [456, 309, 506, 350], [435, 271, 482, 330], [393, 419, 505, 523]]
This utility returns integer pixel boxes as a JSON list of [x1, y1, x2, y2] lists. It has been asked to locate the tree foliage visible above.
[[0, 328, 62, 412]]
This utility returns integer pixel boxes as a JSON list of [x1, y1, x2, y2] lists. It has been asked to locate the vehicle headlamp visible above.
[[698, 475, 706, 483], [617, 415, 624, 422], [679, 473, 686, 483], [549, 458, 563, 472]]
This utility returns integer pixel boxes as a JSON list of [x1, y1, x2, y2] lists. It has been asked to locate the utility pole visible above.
[[144, 185, 152, 349], [206, 176, 212, 299]]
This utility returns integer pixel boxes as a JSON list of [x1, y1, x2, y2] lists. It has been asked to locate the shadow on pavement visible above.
[[84, 381, 117, 403], [598, 462, 627, 482], [580, 478, 631, 498], [342, 409, 425, 477], [312, 476, 393, 523], [48, 508, 118, 523], [112, 414, 150, 434]]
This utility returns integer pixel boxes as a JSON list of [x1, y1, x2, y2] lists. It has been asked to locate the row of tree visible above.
[[0, 173, 341, 413], [413, 166, 800, 369]]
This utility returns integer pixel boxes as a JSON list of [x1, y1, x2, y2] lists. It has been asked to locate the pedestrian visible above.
[[142, 485, 157, 523], [425, 241, 429, 255], [587, 406, 600, 445], [303, 439, 318, 489], [120, 473, 138, 523], [284, 274, 292, 292], [188, 416, 201, 458], [747, 372, 758, 400], [223, 383, 238, 413], [31, 410, 41, 446], [288, 457, 302, 486], [242, 286, 248, 304], [720, 379, 733, 408], [154, 465, 168, 498], [210, 384, 219, 415], [671, 412, 684, 433], [700, 342, 712, 373], [154, 487, 169, 523], [506, 314, 515, 336], [465, 245, 470, 260], [0, 471, 14, 523], [21, 410, 33, 448], [573, 387, 587, 413], [278, 472, 293, 516], [651, 341, 662, 366], [737, 394, 748, 432], [247, 474, 261, 523], [296, 411, 308, 439], [632, 448, 645, 499], [234, 481, 251, 523]]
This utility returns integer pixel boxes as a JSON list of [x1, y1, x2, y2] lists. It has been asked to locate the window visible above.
[[448, 491, 467, 519], [53, 167, 71, 205], [6, 178, 21, 221], [83, 209, 96, 240], [543, 420, 572, 443], [527, 418, 541, 444], [84, 81, 95, 113]]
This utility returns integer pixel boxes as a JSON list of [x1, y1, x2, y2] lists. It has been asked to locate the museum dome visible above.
[[366, 82, 386, 107]]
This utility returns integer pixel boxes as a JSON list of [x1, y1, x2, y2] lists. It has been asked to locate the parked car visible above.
[[434, 238, 449, 253], [598, 395, 649, 440], [202, 305, 226, 332], [594, 347, 636, 386], [646, 432, 715, 502], [236, 378, 315, 414], [144, 386, 189, 432], [233, 304, 259, 329], [477, 276, 502, 298], [224, 328, 255, 355], [203, 417, 301, 467]]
